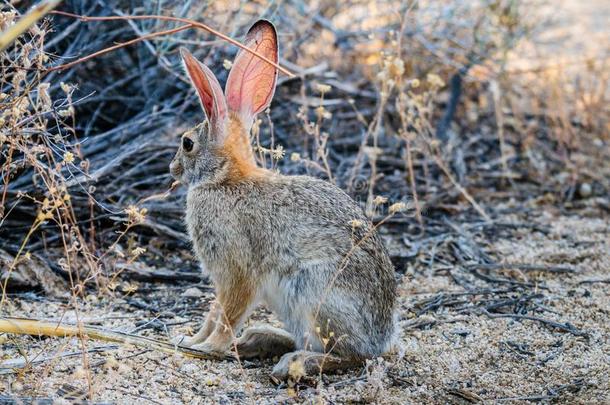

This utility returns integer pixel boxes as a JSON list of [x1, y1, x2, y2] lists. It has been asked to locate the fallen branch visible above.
[[481, 310, 588, 337], [577, 278, 610, 285], [0, 345, 117, 375], [495, 378, 588, 402], [114, 262, 203, 283], [466, 263, 577, 274], [0, 317, 234, 361]]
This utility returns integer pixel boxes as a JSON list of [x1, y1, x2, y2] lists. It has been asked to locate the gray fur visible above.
[[170, 121, 397, 367]]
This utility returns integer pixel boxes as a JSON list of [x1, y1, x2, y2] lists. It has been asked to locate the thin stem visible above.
[[48, 24, 193, 72], [49, 11, 294, 77]]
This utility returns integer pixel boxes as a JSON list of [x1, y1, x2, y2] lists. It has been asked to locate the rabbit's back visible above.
[[187, 174, 392, 280]]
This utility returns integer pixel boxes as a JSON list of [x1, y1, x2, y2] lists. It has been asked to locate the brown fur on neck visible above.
[[218, 113, 267, 183]]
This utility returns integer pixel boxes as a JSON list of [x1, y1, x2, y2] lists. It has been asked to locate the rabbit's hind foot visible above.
[[235, 325, 295, 360]]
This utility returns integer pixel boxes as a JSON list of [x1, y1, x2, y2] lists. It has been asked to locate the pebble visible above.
[[180, 362, 199, 374], [579, 183, 592, 198]]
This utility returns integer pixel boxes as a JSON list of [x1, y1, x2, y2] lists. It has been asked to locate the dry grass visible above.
[[1, 0, 609, 403]]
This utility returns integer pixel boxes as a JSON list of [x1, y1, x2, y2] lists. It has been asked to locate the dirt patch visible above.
[[2, 211, 608, 404]]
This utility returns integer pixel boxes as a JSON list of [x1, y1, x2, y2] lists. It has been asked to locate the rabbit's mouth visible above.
[[169, 159, 183, 180]]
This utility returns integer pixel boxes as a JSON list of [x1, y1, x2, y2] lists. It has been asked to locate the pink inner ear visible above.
[[181, 48, 227, 129], [225, 20, 278, 125]]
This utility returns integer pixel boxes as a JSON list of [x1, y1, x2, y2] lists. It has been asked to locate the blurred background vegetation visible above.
[[1, 0, 608, 292]]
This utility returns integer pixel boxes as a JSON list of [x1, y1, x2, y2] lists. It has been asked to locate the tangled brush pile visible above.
[[1, 0, 607, 294]]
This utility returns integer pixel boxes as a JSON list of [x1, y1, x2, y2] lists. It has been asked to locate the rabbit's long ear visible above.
[[180, 48, 227, 134], [225, 20, 278, 130]]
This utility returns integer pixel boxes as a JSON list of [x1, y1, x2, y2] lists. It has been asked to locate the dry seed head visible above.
[[426, 73, 445, 88], [22, 43, 33, 69], [12, 70, 26, 92], [11, 98, 30, 120], [63, 151, 75, 164], [349, 219, 364, 229], [122, 283, 138, 294], [205, 377, 220, 386], [125, 205, 147, 224], [288, 358, 306, 380], [60, 82, 73, 94], [315, 105, 332, 120], [296, 105, 307, 120], [37, 83, 52, 110], [36, 211, 52, 222], [290, 152, 301, 162], [131, 247, 146, 258], [373, 195, 388, 206], [389, 202, 407, 214], [0, 12, 17, 30], [315, 83, 332, 94], [58, 107, 74, 117], [272, 145, 285, 160]]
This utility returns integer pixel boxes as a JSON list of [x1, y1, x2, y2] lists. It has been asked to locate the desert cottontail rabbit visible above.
[[170, 20, 397, 380]]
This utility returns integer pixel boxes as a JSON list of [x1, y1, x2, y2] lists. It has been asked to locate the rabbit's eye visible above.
[[182, 137, 194, 152]]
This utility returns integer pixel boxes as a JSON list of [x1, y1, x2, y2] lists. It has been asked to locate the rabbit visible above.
[[170, 20, 397, 381]]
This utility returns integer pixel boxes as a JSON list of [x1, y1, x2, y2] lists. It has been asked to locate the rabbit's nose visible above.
[[170, 160, 183, 179]]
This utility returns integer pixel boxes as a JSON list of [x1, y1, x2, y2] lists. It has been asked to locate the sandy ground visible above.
[[1, 210, 608, 404], [512, 0, 610, 66]]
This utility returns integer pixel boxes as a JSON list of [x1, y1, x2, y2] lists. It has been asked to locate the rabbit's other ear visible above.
[[225, 20, 278, 130], [181, 48, 227, 134]]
